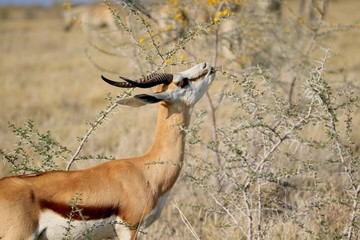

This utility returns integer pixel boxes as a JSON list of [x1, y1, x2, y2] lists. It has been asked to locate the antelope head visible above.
[[101, 62, 215, 108]]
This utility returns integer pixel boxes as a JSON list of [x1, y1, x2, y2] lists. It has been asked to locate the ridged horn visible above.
[[101, 73, 173, 88], [101, 75, 134, 88]]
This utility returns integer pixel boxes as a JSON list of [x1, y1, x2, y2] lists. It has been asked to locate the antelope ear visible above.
[[116, 96, 148, 107], [116, 94, 161, 107], [134, 94, 162, 104], [138, 92, 174, 103], [117, 92, 173, 107]]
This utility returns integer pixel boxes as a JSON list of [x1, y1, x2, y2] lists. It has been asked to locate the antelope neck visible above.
[[148, 102, 190, 157], [140, 102, 191, 194]]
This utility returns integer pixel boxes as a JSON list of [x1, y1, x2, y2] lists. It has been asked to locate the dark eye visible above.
[[180, 77, 189, 88]]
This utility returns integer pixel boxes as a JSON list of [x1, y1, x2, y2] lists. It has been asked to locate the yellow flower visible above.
[[213, 17, 219, 23], [298, 18, 305, 24], [223, 9, 229, 16], [217, 11, 223, 17], [207, 0, 217, 5], [174, 13, 182, 20], [356, 22, 360, 27], [166, 25, 174, 30], [331, 21, 337, 26], [63, 1, 72, 10], [170, 0, 179, 6], [139, 38, 145, 44], [180, 55, 185, 61], [165, 59, 171, 65]]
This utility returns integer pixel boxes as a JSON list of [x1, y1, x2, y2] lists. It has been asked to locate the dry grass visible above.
[[0, 0, 359, 239]]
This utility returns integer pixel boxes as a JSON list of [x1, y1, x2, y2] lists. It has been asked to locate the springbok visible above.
[[62, 3, 120, 33], [0, 62, 215, 239]]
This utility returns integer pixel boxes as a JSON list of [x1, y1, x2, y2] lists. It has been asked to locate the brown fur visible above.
[[0, 60, 215, 239], [0, 100, 190, 239]]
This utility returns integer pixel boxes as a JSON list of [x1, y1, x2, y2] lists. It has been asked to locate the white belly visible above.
[[38, 211, 118, 239], [141, 192, 169, 229], [37, 193, 169, 240]]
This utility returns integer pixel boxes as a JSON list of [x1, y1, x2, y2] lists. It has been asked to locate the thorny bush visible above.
[[1, 0, 359, 239]]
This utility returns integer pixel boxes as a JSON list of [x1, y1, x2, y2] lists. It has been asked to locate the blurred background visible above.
[[0, 0, 95, 7], [0, 0, 359, 239]]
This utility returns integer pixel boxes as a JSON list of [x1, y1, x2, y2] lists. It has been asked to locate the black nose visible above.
[[210, 67, 215, 74]]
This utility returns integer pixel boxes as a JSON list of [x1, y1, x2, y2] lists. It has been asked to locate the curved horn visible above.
[[121, 73, 173, 88], [101, 75, 134, 88], [101, 73, 173, 88]]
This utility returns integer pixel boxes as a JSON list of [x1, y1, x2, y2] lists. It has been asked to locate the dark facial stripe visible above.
[[40, 200, 118, 220], [189, 71, 208, 82]]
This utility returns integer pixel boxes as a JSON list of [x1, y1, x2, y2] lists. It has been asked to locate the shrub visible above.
[[1, 0, 359, 239]]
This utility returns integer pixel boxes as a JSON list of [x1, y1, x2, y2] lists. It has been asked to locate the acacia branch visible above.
[[66, 90, 132, 170], [288, 0, 328, 106]]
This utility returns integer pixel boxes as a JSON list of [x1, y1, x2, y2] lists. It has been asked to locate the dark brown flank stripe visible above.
[[40, 200, 118, 220], [15, 172, 120, 221]]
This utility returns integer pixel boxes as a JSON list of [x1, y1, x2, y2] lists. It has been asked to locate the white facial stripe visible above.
[[149, 62, 215, 106]]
